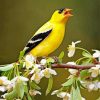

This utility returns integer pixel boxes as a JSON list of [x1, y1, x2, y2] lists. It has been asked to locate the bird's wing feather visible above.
[[24, 23, 53, 55], [34, 22, 53, 35]]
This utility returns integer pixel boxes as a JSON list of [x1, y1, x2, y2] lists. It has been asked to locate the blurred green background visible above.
[[0, 0, 100, 99]]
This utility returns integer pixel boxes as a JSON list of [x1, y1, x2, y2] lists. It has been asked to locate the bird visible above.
[[24, 8, 73, 57], [0, 8, 72, 72]]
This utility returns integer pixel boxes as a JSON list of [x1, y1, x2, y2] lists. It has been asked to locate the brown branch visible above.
[[51, 64, 96, 70]]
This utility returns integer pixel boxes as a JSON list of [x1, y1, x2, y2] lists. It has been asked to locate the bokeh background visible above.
[[0, 0, 100, 99]]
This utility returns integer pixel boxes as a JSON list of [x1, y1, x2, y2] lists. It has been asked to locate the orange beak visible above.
[[64, 9, 73, 17]]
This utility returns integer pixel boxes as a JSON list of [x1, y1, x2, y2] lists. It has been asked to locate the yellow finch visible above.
[[24, 8, 72, 57]]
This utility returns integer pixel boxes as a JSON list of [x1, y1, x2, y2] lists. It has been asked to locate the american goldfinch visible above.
[[24, 8, 73, 57]]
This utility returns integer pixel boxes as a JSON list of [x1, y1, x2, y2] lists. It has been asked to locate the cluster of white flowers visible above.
[[83, 50, 100, 92], [51, 90, 85, 100], [24, 54, 57, 84], [0, 54, 57, 99], [0, 76, 28, 98], [0, 41, 100, 99], [89, 65, 100, 78], [84, 81, 100, 91], [0, 76, 11, 92], [24, 54, 48, 69], [0, 76, 41, 99], [30, 67, 57, 84], [88, 50, 100, 78]]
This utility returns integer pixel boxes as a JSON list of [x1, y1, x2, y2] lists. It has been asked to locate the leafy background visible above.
[[0, 0, 100, 99]]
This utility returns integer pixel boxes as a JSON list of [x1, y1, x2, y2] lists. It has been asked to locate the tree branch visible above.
[[51, 64, 96, 70]]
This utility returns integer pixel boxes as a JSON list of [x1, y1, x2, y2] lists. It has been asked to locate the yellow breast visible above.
[[30, 22, 65, 57]]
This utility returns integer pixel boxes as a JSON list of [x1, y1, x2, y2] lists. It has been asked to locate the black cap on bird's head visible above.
[[58, 8, 65, 14], [50, 8, 73, 23], [58, 8, 73, 16]]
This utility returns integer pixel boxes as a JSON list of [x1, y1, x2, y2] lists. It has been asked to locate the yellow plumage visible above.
[[24, 8, 72, 57], [30, 22, 65, 56]]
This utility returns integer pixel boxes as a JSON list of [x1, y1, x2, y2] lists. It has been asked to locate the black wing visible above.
[[24, 29, 52, 55]]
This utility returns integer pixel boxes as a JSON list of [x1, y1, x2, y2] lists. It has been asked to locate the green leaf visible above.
[[59, 51, 64, 59], [24, 85, 28, 93], [71, 86, 82, 100], [58, 51, 64, 63], [24, 85, 32, 100], [62, 77, 75, 87], [80, 70, 90, 79], [82, 51, 92, 58], [77, 79, 86, 89], [47, 58, 55, 64], [71, 86, 76, 100], [81, 58, 92, 65], [19, 61, 24, 69], [15, 80, 24, 99], [46, 76, 53, 95], [76, 86, 82, 100], [19, 50, 25, 60], [0, 64, 14, 71], [27, 94, 32, 100], [5, 88, 17, 100], [30, 81, 41, 90]]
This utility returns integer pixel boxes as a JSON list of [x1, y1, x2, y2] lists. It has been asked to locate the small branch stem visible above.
[[75, 47, 91, 55], [51, 63, 96, 70]]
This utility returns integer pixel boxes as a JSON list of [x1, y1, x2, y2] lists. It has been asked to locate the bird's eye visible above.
[[58, 8, 65, 14]]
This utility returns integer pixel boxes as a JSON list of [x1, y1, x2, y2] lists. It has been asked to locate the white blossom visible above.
[[82, 97, 86, 100], [6, 84, 13, 91], [25, 54, 36, 69], [11, 76, 28, 88], [68, 41, 81, 57], [88, 83, 95, 91], [68, 69, 78, 75], [1, 93, 8, 98], [51, 90, 59, 95], [41, 68, 57, 78], [87, 82, 99, 91], [67, 62, 76, 65], [30, 64, 41, 74], [52, 90, 70, 100], [34, 64, 41, 68], [51, 90, 70, 100], [93, 50, 100, 61], [67, 62, 78, 75], [0, 76, 11, 92], [57, 92, 70, 99], [0, 86, 7, 92], [52, 90, 85, 100], [29, 90, 41, 96], [11, 76, 29, 83], [40, 59, 47, 65], [89, 64, 100, 77], [97, 82, 100, 89], [31, 72, 44, 84], [0, 76, 11, 86]]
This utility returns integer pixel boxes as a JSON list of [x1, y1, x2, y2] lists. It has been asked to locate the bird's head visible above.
[[50, 8, 73, 23]]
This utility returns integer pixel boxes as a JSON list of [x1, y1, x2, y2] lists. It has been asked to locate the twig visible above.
[[51, 64, 96, 70]]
